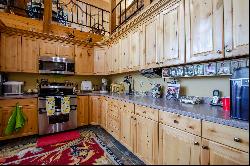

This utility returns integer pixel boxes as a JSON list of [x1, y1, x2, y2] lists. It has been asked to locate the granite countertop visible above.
[[79, 92, 249, 130]]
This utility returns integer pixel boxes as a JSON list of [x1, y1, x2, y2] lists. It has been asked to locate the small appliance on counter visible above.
[[230, 67, 249, 121], [100, 78, 108, 94], [210, 90, 222, 106], [81, 81, 93, 92], [3, 81, 24, 96]]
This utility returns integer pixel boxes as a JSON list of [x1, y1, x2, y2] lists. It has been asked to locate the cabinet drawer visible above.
[[0, 98, 37, 108], [159, 110, 201, 136], [202, 121, 249, 153], [135, 105, 158, 121]]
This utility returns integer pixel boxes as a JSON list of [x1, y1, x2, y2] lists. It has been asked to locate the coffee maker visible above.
[[100, 78, 108, 94], [230, 67, 249, 121], [0, 73, 8, 96]]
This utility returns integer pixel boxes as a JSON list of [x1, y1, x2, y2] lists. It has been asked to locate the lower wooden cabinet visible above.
[[89, 96, 102, 125], [159, 124, 201, 165], [100, 97, 108, 129], [0, 99, 38, 141], [201, 139, 249, 165], [77, 96, 89, 127], [135, 115, 158, 165]]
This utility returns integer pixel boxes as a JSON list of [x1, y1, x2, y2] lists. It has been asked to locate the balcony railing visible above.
[[0, 0, 110, 36], [111, 0, 144, 33]]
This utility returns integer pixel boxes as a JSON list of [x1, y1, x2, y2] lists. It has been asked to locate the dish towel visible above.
[[46, 97, 55, 116], [61, 97, 70, 114], [5, 103, 26, 136]]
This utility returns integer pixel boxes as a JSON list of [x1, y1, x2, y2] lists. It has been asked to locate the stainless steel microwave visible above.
[[39, 56, 75, 75]]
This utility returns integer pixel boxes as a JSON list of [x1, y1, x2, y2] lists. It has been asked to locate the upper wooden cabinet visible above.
[[75, 46, 94, 75], [94, 47, 107, 75], [21, 37, 39, 73], [111, 40, 121, 73], [77, 96, 89, 127], [158, 0, 185, 66], [185, 0, 224, 63], [130, 26, 143, 70], [57, 42, 75, 59], [121, 35, 131, 72], [201, 139, 249, 165], [0, 34, 21, 72], [39, 39, 74, 59], [159, 124, 201, 165], [143, 15, 160, 68], [224, 0, 249, 57]]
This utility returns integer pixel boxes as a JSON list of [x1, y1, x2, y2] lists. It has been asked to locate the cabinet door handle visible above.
[[234, 137, 241, 143], [173, 120, 179, 124], [194, 142, 199, 146], [226, 49, 232, 53], [202, 146, 209, 150]]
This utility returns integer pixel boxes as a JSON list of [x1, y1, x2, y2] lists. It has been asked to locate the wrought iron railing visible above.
[[111, 0, 144, 33], [0, 0, 110, 36]]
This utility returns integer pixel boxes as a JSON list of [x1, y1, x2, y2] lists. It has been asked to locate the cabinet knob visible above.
[[173, 120, 179, 124], [202, 146, 209, 150], [226, 49, 232, 53], [234, 137, 241, 143], [194, 142, 199, 146], [217, 50, 222, 54]]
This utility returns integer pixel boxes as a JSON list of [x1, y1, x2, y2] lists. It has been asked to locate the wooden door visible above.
[[39, 39, 57, 57], [57, 42, 74, 59], [135, 115, 158, 165], [201, 139, 249, 165], [77, 96, 89, 127], [224, 0, 249, 57], [143, 15, 160, 68], [159, 0, 185, 66], [130, 26, 142, 70], [120, 108, 134, 152], [121, 35, 130, 72], [113, 41, 121, 73], [21, 37, 39, 73], [0, 33, 21, 72], [159, 124, 201, 165], [75, 46, 94, 75], [94, 47, 106, 75], [89, 96, 101, 125], [101, 97, 108, 129], [185, 0, 224, 63]]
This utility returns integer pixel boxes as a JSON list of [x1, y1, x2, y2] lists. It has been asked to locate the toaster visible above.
[[81, 81, 93, 91]]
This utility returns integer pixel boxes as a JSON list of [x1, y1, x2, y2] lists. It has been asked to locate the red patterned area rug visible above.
[[0, 131, 123, 165]]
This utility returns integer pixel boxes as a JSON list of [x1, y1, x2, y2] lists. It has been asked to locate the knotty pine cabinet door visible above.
[[57, 42, 74, 59], [77, 96, 89, 127], [121, 35, 131, 72], [120, 108, 134, 152], [39, 39, 57, 57], [224, 0, 249, 57], [201, 139, 249, 165], [113, 41, 121, 73], [185, 0, 224, 63], [21, 37, 39, 73], [89, 96, 101, 125], [158, 0, 185, 66], [158, 124, 201, 165], [130, 26, 143, 70], [0, 34, 21, 72], [100, 97, 108, 129], [135, 115, 158, 165], [94, 47, 106, 75], [143, 15, 160, 68], [75, 46, 94, 75]]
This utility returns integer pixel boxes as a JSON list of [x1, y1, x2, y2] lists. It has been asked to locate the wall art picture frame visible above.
[[204, 62, 217, 76], [217, 61, 231, 75], [194, 64, 205, 76]]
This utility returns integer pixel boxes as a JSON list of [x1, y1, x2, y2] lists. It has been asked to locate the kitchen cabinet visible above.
[[39, 39, 58, 57], [185, 0, 224, 63], [100, 97, 108, 129], [143, 15, 160, 68], [130, 26, 143, 70], [159, 124, 201, 165], [224, 0, 249, 57], [94, 47, 107, 75], [120, 102, 135, 152], [75, 46, 94, 75], [201, 139, 249, 165], [77, 96, 89, 127], [0, 99, 38, 141], [112, 41, 121, 73], [0, 33, 21, 72], [158, 0, 185, 66], [89, 96, 101, 125], [107, 99, 121, 139], [121, 35, 131, 72], [57, 42, 74, 59], [135, 115, 158, 165], [21, 37, 39, 73]]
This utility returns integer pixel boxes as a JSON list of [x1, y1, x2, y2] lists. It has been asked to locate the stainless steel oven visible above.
[[39, 56, 75, 75]]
